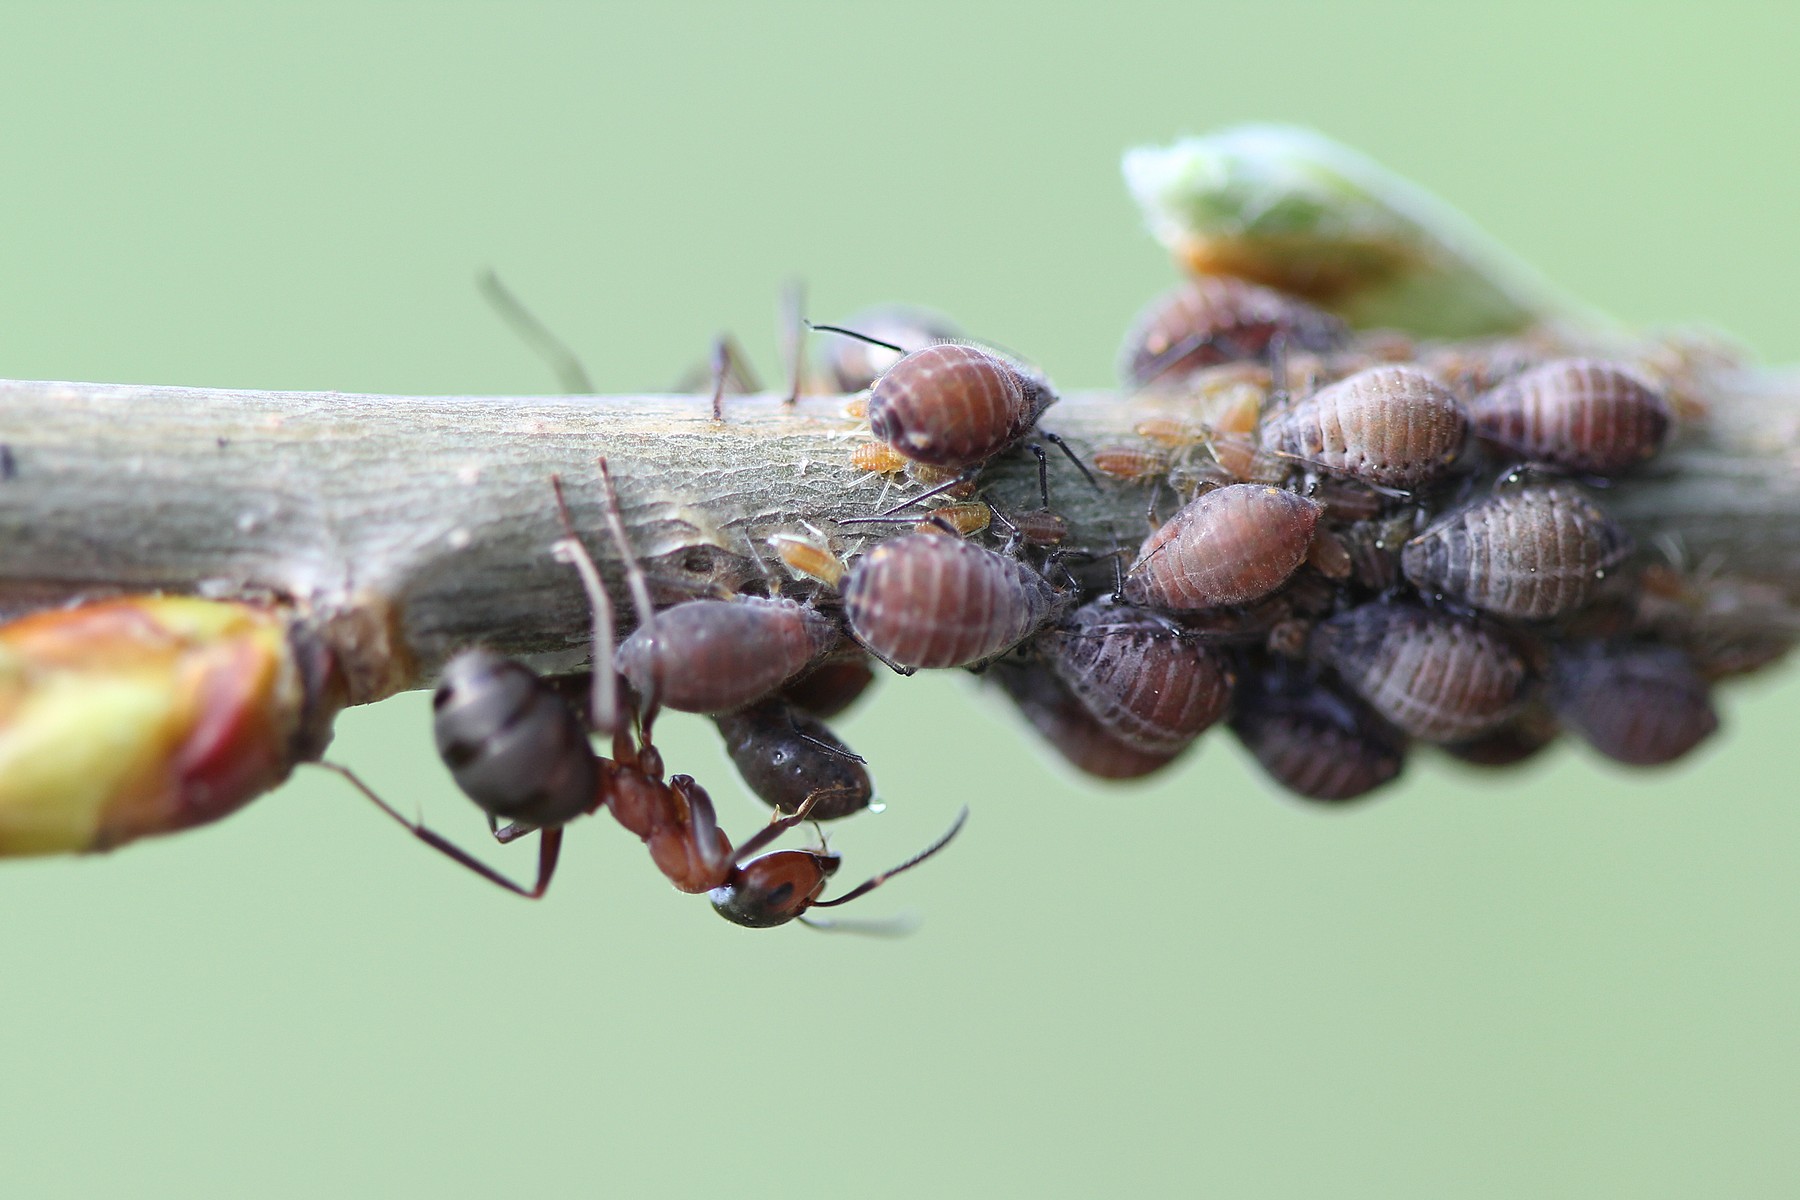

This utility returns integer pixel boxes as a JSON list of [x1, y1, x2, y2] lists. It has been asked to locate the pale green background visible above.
[[3, 4, 1798, 1197]]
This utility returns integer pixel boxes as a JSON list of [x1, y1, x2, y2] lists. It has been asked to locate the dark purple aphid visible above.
[[843, 533, 1060, 670], [991, 662, 1186, 781], [1401, 482, 1634, 619], [614, 596, 839, 714], [778, 652, 876, 719], [1260, 365, 1469, 488], [1229, 664, 1407, 803], [1120, 277, 1348, 385], [821, 304, 963, 393], [1310, 601, 1531, 743], [432, 649, 599, 827], [1441, 704, 1559, 768], [1123, 483, 1322, 610], [867, 342, 1057, 468], [713, 699, 872, 820], [1551, 642, 1718, 766], [1471, 359, 1671, 475], [1038, 600, 1233, 753]]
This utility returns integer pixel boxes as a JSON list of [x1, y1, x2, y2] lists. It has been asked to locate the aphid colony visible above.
[[316, 282, 1762, 921]]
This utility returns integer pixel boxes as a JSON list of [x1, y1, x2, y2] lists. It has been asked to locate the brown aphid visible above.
[[1134, 414, 1200, 448], [1124, 483, 1322, 611], [713, 699, 872, 820], [779, 652, 876, 718], [1310, 477, 1387, 522], [1471, 359, 1672, 475], [1401, 482, 1634, 619], [991, 662, 1185, 781], [1121, 277, 1347, 386], [1038, 600, 1233, 753], [915, 502, 991, 538], [1551, 642, 1718, 767], [1441, 704, 1559, 768], [868, 342, 1057, 468], [1007, 508, 1068, 547], [1092, 445, 1171, 483], [614, 596, 840, 713], [1310, 601, 1530, 743], [1261, 365, 1469, 488], [1306, 527, 1354, 580], [851, 440, 909, 475], [842, 533, 1060, 670], [1229, 665, 1407, 803], [906, 461, 980, 499], [819, 304, 963, 393]]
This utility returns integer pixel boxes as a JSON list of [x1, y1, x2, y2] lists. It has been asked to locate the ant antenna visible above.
[[478, 269, 595, 395], [1042, 432, 1101, 492], [806, 321, 906, 355], [318, 761, 563, 899], [811, 806, 969, 909], [550, 473, 619, 736]]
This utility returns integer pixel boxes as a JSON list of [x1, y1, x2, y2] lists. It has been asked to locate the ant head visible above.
[[710, 850, 840, 929]]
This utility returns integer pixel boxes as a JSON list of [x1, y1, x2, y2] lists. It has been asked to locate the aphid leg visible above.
[[1110, 549, 1126, 601], [780, 278, 808, 406], [986, 505, 1024, 555], [805, 321, 906, 355], [319, 762, 564, 898], [710, 336, 731, 422], [594, 458, 663, 735], [872, 469, 981, 518], [811, 806, 970, 909], [1025, 443, 1051, 508], [477, 269, 595, 395], [1042, 431, 1101, 492], [550, 474, 620, 736]]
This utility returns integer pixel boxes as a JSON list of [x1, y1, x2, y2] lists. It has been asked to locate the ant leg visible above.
[[594, 458, 663, 737], [728, 791, 826, 864], [477, 269, 595, 395], [812, 806, 970, 909], [550, 473, 620, 737], [319, 762, 562, 898]]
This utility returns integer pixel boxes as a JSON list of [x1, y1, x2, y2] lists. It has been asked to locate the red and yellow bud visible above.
[[0, 596, 341, 856]]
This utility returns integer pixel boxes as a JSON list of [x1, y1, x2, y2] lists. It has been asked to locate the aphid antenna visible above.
[[1042, 431, 1101, 492], [811, 806, 970, 910], [316, 761, 563, 899], [794, 728, 868, 765], [476, 268, 596, 395], [550, 473, 620, 736], [594, 458, 665, 734], [805, 321, 906, 356]]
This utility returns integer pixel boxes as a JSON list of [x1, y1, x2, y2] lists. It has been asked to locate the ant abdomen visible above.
[[431, 649, 599, 827]]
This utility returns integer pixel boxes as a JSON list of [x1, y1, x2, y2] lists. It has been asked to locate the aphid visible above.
[[714, 699, 872, 820], [1001, 507, 1069, 547], [1120, 276, 1346, 386], [905, 461, 981, 500], [1123, 483, 1322, 610], [1471, 359, 1672, 475], [1310, 601, 1530, 743], [842, 533, 1061, 670], [851, 440, 910, 475], [710, 805, 969, 929], [431, 650, 599, 829], [1092, 445, 1171, 482], [1038, 600, 1234, 753], [915, 502, 992, 538], [1310, 477, 1388, 522], [1260, 365, 1468, 488], [1401, 482, 1633, 619], [1551, 642, 1718, 766], [867, 342, 1057, 468], [1229, 665, 1407, 803], [768, 531, 847, 588], [991, 662, 1185, 781], [1306, 527, 1354, 580], [778, 652, 876, 718], [818, 304, 963, 393], [1441, 704, 1559, 768], [614, 596, 840, 714]]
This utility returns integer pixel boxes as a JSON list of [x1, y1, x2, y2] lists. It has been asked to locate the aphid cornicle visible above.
[[431, 650, 599, 828], [1120, 276, 1347, 385], [713, 699, 872, 820], [867, 342, 1058, 468], [1038, 600, 1234, 753], [1471, 359, 1672, 475], [842, 533, 1061, 670], [991, 662, 1185, 781], [1260, 365, 1469, 488], [819, 304, 964, 393], [1310, 601, 1531, 744], [1229, 665, 1408, 803], [1123, 483, 1322, 611], [1551, 642, 1718, 767], [613, 596, 840, 714], [1401, 482, 1635, 620]]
